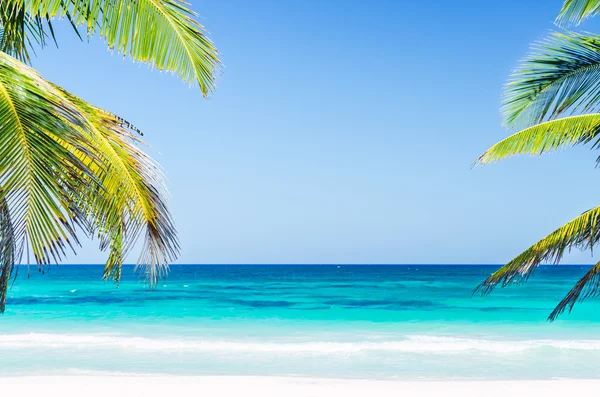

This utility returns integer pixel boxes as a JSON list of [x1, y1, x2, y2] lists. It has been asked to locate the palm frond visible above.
[[502, 31, 600, 129], [556, 0, 600, 26], [548, 261, 600, 320], [476, 113, 600, 165], [55, 88, 179, 285], [477, 0, 600, 320], [0, 0, 191, 308], [26, 0, 220, 96], [0, 0, 51, 62], [0, 51, 179, 309], [476, 206, 600, 295], [0, 0, 30, 61], [0, 192, 16, 313], [0, 50, 98, 274]]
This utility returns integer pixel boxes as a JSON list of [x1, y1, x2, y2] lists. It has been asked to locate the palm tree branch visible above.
[[55, 88, 179, 285], [548, 261, 600, 320], [476, 113, 600, 165], [0, 50, 101, 269], [25, 0, 220, 95], [0, 0, 55, 62], [476, 206, 600, 295], [556, 0, 600, 26], [502, 31, 600, 129]]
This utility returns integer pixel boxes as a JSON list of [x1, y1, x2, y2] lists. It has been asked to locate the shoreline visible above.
[[2, 376, 600, 397]]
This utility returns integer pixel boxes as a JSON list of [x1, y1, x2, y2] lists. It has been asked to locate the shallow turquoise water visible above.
[[2, 265, 600, 379]]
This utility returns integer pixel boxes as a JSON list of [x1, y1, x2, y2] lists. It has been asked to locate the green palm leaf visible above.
[[0, 51, 179, 309], [476, 114, 600, 165], [475, 114, 600, 318], [557, 0, 600, 26], [0, 0, 61, 62], [0, 0, 210, 311], [502, 31, 600, 128], [476, 206, 600, 320], [0, 192, 16, 312], [549, 261, 600, 320], [1, 0, 34, 62], [56, 90, 179, 284], [476, 0, 600, 320], [0, 50, 97, 270], [24, 0, 220, 95]]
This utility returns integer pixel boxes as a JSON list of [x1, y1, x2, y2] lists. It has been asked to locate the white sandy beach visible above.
[[1, 376, 599, 397]]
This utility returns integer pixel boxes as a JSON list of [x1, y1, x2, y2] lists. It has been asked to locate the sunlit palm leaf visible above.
[[0, 50, 97, 274], [0, 0, 201, 311], [0, 0, 51, 62], [476, 0, 600, 320], [477, 114, 600, 321], [476, 114, 600, 165], [557, 0, 600, 26], [56, 90, 179, 284], [476, 206, 600, 310], [24, 0, 220, 95], [0, 51, 179, 309], [549, 261, 600, 320], [0, 0, 31, 61], [502, 31, 600, 128]]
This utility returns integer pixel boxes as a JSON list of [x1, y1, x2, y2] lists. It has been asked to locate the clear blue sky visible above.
[[31, 0, 600, 264]]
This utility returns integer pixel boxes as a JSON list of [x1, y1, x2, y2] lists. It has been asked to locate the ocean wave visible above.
[[2, 333, 600, 354]]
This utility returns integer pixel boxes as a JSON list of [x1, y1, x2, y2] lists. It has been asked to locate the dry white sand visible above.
[[0, 376, 598, 397]]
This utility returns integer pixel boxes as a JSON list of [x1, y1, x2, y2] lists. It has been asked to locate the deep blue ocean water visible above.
[[2, 264, 600, 380]]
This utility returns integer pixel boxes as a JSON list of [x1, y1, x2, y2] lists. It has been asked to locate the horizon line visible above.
[[32, 263, 595, 266]]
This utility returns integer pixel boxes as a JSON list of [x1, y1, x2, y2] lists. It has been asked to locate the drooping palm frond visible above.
[[475, 114, 600, 319], [24, 0, 220, 96], [0, 51, 179, 310], [502, 31, 600, 129], [55, 89, 179, 285], [0, 0, 51, 62], [557, 0, 600, 27], [0, 0, 31, 61], [548, 261, 600, 320], [476, 114, 600, 165], [0, 193, 16, 312], [476, 205, 600, 298], [0, 0, 206, 310], [0, 49, 98, 271], [476, 0, 600, 320]]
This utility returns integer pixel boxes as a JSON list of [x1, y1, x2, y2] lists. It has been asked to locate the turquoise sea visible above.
[[2, 265, 600, 380]]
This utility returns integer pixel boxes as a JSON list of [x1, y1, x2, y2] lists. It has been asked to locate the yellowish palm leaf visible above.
[[475, 203, 600, 320], [57, 90, 179, 284], [557, 0, 600, 26], [24, 0, 220, 95], [0, 50, 179, 310], [477, 114, 600, 165], [549, 261, 600, 320]]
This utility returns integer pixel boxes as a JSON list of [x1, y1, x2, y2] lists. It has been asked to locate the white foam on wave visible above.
[[2, 333, 600, 354]]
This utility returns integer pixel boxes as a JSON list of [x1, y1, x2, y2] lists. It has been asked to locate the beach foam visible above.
[[2, 333, 600, 354]]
